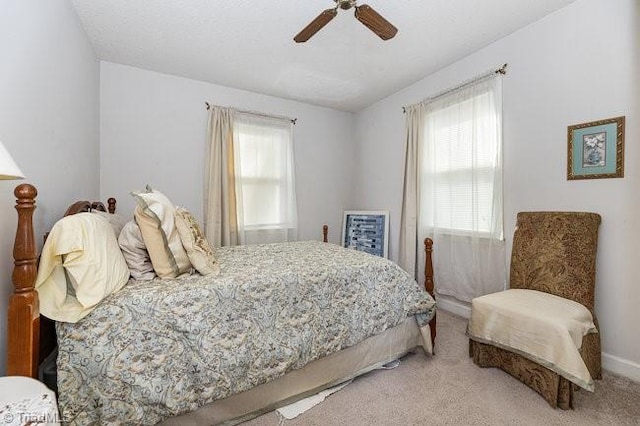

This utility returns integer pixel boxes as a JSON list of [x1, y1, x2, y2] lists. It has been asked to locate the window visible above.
[[233, 114, 297, 244], [409, 75, 506, 302], [419, 78, 503, 239]]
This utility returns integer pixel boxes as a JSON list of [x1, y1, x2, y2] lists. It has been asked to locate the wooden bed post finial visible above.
[[322, 225, 328, 243], [8, 183, 40, 377], [107, 197, 116, 214], [423, 238, 434, 297], [424, 237, 436, 347]]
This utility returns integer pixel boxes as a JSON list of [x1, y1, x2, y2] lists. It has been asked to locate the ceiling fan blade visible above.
[[294, 8, 338, 43], [354, 4, 398, 40]]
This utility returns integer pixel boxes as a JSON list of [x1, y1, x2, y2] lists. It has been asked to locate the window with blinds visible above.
[[420, 81, 503, 239], [233, 114, 297, 244]]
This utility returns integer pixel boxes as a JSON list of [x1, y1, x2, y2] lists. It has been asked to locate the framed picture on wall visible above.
[[342, 210, 389, 258], [567, 116, 625, 180]]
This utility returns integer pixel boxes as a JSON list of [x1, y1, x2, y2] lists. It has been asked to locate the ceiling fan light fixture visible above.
[[294, 1, 397, 43], [337, 0, 356, 10]]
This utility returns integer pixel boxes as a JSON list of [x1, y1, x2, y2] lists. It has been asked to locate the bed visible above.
[[7, 183, 437, 425]]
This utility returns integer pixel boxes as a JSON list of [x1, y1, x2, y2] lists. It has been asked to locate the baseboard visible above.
[[436, 296, 471, 319], [602, 353, 640, 383]]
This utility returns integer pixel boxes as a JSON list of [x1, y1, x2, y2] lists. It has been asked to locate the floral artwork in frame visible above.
[[567, 116, 625, 180]]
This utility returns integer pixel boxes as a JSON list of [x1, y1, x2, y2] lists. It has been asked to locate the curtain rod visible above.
[[402, 63, 507, 113], [205, 102, 297, 125]]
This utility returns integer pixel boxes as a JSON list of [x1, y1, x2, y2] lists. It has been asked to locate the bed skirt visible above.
[[160, 315, 432, 425]]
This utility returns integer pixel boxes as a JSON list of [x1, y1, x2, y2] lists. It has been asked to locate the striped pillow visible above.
[[132, 186, 192, 279]]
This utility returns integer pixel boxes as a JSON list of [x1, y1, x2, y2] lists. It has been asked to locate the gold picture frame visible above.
[[567, 116, 625, 180]]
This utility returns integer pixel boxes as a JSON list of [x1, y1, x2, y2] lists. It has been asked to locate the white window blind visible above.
[[420, 80, 503, 239], [233, 114, 297, 244]]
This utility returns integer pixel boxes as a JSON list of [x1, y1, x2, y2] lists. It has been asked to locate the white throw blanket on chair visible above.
[[467, 289, 597, 391]]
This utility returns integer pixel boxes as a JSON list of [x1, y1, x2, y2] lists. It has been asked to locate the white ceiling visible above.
[[70, 0, 578, 112]]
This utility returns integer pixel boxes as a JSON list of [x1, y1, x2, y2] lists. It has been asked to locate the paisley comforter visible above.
[[56, 241, 436, 425]]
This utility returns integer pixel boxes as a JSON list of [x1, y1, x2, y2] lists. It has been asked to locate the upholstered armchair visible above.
[[468, 212, 601, 409]]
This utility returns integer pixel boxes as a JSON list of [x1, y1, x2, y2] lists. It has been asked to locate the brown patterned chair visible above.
[[468, 212, 602, 409]]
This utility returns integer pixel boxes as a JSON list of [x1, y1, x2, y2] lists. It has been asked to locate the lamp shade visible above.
[[0, 140, 24, 180]]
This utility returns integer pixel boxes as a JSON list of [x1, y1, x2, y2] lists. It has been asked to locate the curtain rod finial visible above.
[[495, 63, 508, 75]]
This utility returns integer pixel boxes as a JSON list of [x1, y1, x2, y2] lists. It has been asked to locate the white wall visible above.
[[0, 0, 100, 374], [354, 0, 640, 380], [100, 62, 355, 244]]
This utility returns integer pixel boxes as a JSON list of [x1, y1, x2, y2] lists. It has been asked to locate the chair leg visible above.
[[581, 318, 602, 380], [557, 378, 573, 410]]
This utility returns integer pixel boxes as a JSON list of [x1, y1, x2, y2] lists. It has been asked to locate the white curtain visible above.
[[204, 106, 239, 247], [398, 104, 425, 277], [402, 75, 506, 301], [233, 113, 298, 245]]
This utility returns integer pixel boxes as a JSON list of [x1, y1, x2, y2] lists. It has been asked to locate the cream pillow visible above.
[[35, 213, 130, 323], [118, 220, 157, 281], [132, 186, 192, 278], [174, 207, 220, 276], [92, 210, 128, 237]]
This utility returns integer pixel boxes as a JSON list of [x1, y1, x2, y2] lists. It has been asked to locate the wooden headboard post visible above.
[[424, 238, 436, 347], [107, 197, 116, 214], [7, 189, 116, 378], [7, 183, 39, 377]]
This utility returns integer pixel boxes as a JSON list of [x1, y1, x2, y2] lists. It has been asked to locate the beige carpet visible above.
[[244, 310, 640, 425]]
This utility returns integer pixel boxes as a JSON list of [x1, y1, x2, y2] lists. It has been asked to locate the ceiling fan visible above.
[[294, 0, 398, 43]]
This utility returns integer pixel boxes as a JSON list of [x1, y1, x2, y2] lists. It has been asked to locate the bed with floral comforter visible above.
[[56, 241, 436, 425]]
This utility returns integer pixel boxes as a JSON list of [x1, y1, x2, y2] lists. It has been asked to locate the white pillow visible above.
[[92, 210, 128, 237], [132, 186, 192, 279], [118, 220, 157, 281], [35, 213, 130, 323]]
